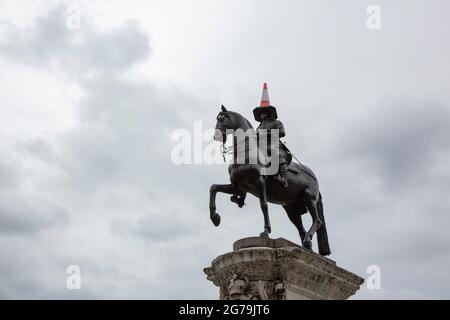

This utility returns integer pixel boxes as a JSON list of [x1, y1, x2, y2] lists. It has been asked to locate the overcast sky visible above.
[[0, 0, 449, 299]]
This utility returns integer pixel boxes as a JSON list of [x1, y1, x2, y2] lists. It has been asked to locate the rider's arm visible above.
[[276, 121, 286, 138]]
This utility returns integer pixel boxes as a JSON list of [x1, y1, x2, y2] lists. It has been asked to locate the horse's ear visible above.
[[221, 105, 228, 112]]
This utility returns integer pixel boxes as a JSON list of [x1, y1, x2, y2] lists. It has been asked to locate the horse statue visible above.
[[209, 105, 331, 256]]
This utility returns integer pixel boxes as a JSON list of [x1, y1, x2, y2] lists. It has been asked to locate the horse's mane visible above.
[[226, 111, 254, 130]]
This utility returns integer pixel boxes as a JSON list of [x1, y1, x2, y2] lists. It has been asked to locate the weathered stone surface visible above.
[[204, 237, 364, 300], [233, 237, 336, 265]]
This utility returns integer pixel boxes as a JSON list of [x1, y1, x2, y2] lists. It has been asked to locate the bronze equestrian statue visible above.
[[209, 83, 331, 256]]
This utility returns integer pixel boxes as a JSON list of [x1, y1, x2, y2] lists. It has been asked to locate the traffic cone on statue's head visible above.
[[253, 82, 278, 121], [260, 82, 271, 107]]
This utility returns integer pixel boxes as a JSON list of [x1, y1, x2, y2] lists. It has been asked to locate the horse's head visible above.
[[214, 105, 236, 143]]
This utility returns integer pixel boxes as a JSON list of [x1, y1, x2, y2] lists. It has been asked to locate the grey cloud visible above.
[[0, 5, 150, 73], [0, 2, 215, 300], [111, 211, 196, 242], [338, 98, 450, 190], [0, 3, 201, 197], [15, 137, 60, 165], [0, 161, 19, 191], [0, 195, 68, 234]]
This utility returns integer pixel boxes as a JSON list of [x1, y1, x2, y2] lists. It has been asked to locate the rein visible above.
[[220, 137, 248, 162], [220, 143, 232, 162]]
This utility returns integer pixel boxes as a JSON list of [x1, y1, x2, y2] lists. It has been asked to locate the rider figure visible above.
[[253, 83, 289, 188]]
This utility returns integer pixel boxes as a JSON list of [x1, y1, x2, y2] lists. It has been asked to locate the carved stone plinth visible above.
[[204, 237, 364, 300]]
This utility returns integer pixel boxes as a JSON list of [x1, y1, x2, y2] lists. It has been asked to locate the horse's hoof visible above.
[[211, 213, 221, 227], [259, 231, 269, 238], [230, 196, 245, 208], [303, 240, 312, 250]]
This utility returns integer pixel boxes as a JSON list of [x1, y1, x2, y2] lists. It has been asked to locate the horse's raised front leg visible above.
[[209, 184, 238, 227], [303, 198, 322, 250], [257, 177, 271, 237]]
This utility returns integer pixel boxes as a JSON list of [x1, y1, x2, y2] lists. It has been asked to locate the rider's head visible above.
[[260, 109, 275, 121]]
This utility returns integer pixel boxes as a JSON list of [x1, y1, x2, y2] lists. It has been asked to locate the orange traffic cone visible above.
[[260, 82, 271, 107]]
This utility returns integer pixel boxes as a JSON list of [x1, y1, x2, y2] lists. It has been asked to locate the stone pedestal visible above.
[[204, 237, 364, 300]]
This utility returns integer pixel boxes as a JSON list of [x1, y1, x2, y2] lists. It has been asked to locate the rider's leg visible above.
[[276, 161, 288, 188]]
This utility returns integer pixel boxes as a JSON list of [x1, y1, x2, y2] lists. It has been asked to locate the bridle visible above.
[[220, 136, 248, 163]]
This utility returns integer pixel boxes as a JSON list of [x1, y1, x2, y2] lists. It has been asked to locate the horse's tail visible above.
[[317, 193, 331, 256]]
